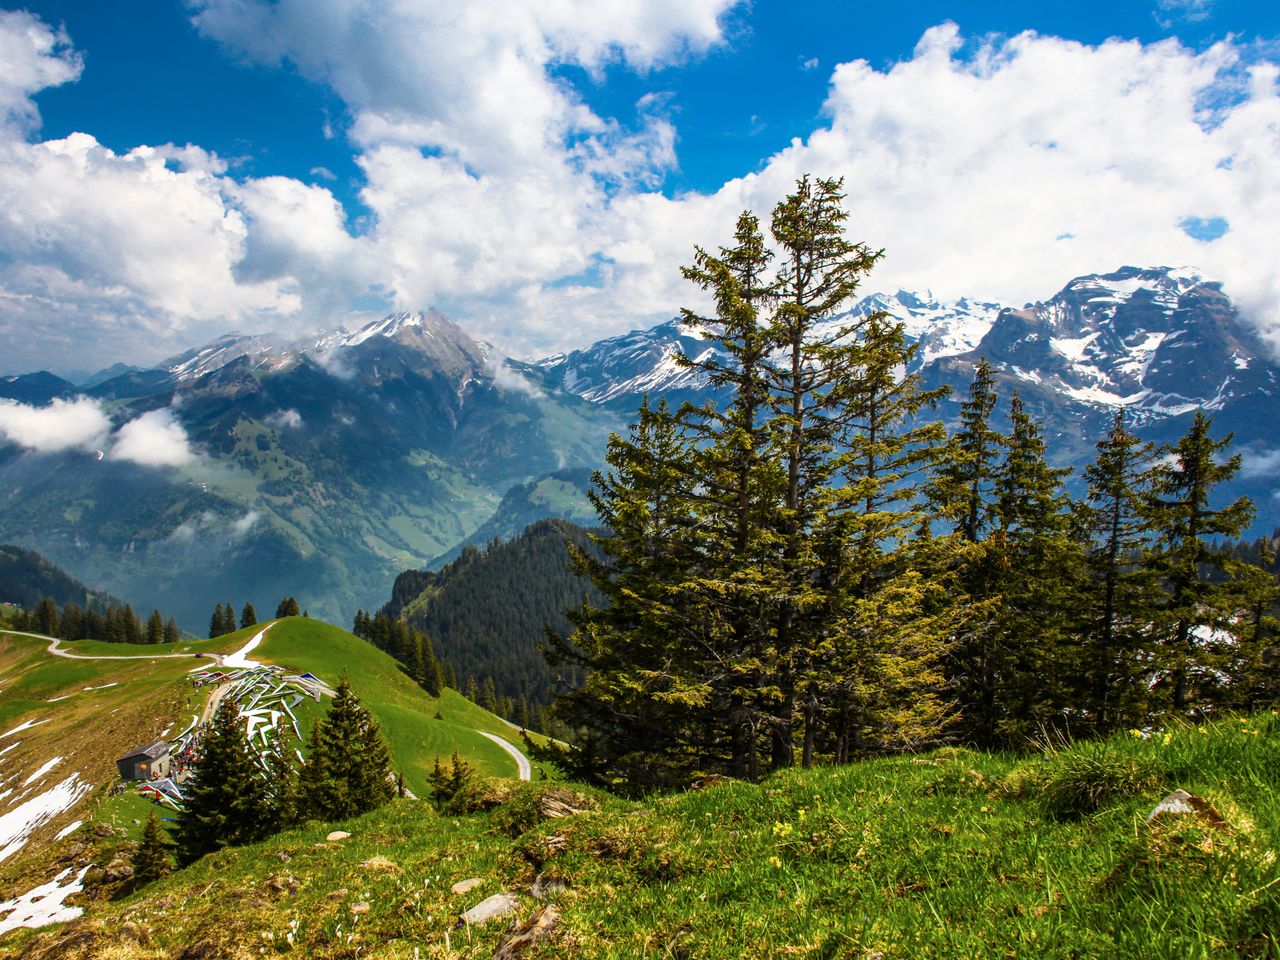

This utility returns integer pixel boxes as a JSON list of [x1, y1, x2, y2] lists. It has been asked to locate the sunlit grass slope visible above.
[[247, 617, 528, 790], [9, 711, 1278, 959]]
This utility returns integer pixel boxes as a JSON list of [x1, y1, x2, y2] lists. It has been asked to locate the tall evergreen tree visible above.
[[240, 602, 257, 629], [986, 392, 1079, 742], [174, 698, 272, 864], [145, 609, 165, 645], [1145, 412, 1254, 714], [163, 617, 181, 643], [276, 596, 300, 618], [1074, 409, 1163, 731], [296, 677, 394, 821]]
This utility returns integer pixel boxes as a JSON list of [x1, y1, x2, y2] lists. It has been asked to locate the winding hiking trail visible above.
[[478, 731, 532, 781], [4, 625, 534, 781]]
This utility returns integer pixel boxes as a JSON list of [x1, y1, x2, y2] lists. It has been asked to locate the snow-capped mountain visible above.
[[944, 266, 1276, 424], [536, 267, 1278, 436]]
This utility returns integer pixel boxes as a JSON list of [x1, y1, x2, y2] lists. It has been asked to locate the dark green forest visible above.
[[522, 176, 1280, 794]]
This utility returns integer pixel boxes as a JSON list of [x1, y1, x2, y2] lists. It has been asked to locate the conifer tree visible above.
[[163, 617, 181, 643], [295, 677, 393, 821], [262, 718, 298, 833], [1145, 412, 1254, 714], [131, 812, 172, 884], [276, 596, 300, 618], [145, 609, 165, 645], [174, 697, 272, 864], [1228, 539, 1280, 709], [208, 604, 224, 639], [1075, 409, 1163, 731], [240, 602, 257, 629], [35, 596, 58, 636], [987, 392, 1078, 742]]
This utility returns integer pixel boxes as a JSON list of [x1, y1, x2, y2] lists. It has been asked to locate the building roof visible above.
[[117, 741, 170, 762]]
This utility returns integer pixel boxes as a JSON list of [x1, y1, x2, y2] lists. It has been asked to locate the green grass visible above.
[[248, 617, 533, 790], [7, 712, 1277, 960]]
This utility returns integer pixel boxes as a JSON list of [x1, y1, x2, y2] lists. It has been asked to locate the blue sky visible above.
[[1, 0, 1278, 372]]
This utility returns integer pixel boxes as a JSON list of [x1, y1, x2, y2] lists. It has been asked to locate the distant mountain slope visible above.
[[0, 372, 75, 405], [0, 544, 119, 610], [383, 518, 602, 707], [0, 311, 622, 628]]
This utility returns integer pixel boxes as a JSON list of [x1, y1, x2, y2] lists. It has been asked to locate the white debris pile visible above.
[[0, 865, 91, 934], [0, 774, 91, 862]]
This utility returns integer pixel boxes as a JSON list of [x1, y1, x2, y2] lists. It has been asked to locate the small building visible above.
[[116, 741, 172, 782]]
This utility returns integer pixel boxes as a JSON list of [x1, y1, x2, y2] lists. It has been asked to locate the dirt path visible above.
[[477, 731, 532, 781], [2, 630, 199, 661]]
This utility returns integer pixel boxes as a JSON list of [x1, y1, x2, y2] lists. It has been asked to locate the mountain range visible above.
[[1, 265, 1276, 630]]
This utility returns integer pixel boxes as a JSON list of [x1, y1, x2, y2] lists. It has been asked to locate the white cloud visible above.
[[0, 10, 81, 135], [0, 397, 109, 453], [1240, 447, 1280, 478], [265, 408, 303, 429], [2, 8, 1280, 374], [109, 409, 196, 467]]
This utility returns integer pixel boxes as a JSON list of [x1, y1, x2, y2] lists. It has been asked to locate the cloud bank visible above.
[[0, 395, 197, 467], [0, 397, 108, 453], [0, 7, 1278, 372]]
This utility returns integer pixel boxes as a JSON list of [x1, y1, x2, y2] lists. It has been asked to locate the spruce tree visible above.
[[987, 392, 1079, 742], [295, 677, 394, 821], [276, 596, 300, 618], [145, 609, 165, 645], [174, 697, 272, 864], [163, 617, 181, 643], [240, 602, 257, 629], [1145, 412, 1254, 714], [1075, 409, 1163, 731], [131, 812, 172, 885], [1228, 539, 1280, 709], [209, 604, 225, 639]]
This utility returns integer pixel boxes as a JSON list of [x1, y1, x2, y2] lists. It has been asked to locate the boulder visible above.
[[1145, 789, 1227, 830], [451, 877, 484, 895], [459, 892, 520, 926], [326, 830, 351, 842]]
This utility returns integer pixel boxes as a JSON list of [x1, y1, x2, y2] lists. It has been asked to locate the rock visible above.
[[58, 842, 86, 862], [530, 873, 569, 901], [459, 892, 520, 926], [1145, 789, 1228, 830], [92, 823, 115, 838], [326, 830, 351, 842], [451, 877, 483, 895], [494, 906, 561, 959], [328, 888, 349, 899], [359, 855, 401, 873], [101, 858, 134, 882], [350, 901, 370, 914]]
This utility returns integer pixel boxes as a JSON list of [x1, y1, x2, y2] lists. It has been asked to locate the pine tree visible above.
[[1228, 539, 1280, 709], [145, 609, 165, 645], [240, 602, 257, 629], [1145, 412, 1254, 715], [276, 596, 300, 618], [1074, 409, 1163, 731], [262, 718, 298, 832], [209, 604, 225, 639], [295, 677, 394, 822], [174, 697, 272, 864], [35, 596, 58, 636], [131, 812, 172, 885], [163, 617, 181, 643]]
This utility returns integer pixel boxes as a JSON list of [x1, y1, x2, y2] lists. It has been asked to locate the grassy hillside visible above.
[[0, 617, 533, 919], [4, 712, 1277, 958]]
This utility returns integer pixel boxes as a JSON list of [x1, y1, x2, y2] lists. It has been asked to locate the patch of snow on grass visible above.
[[1, 719, 46, 740], [221, 625, 272, 669], [0, 741, 19, 758], [53, 819, 82, 840], [0, 774, 91, 862], [21, 757, 61, 787], [0, 865, 91, 934], [45, 695, 73, 703], [81, 682, 118, 691]]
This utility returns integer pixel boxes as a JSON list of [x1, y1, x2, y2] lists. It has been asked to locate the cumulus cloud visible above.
[[489, 358, 545, 399], [160, 509, 259, 547], [0, 396, 109, 453], [1240, 447, 1280, 478], [3, 7, 1280, 374], [109, 409, 196, 467]]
